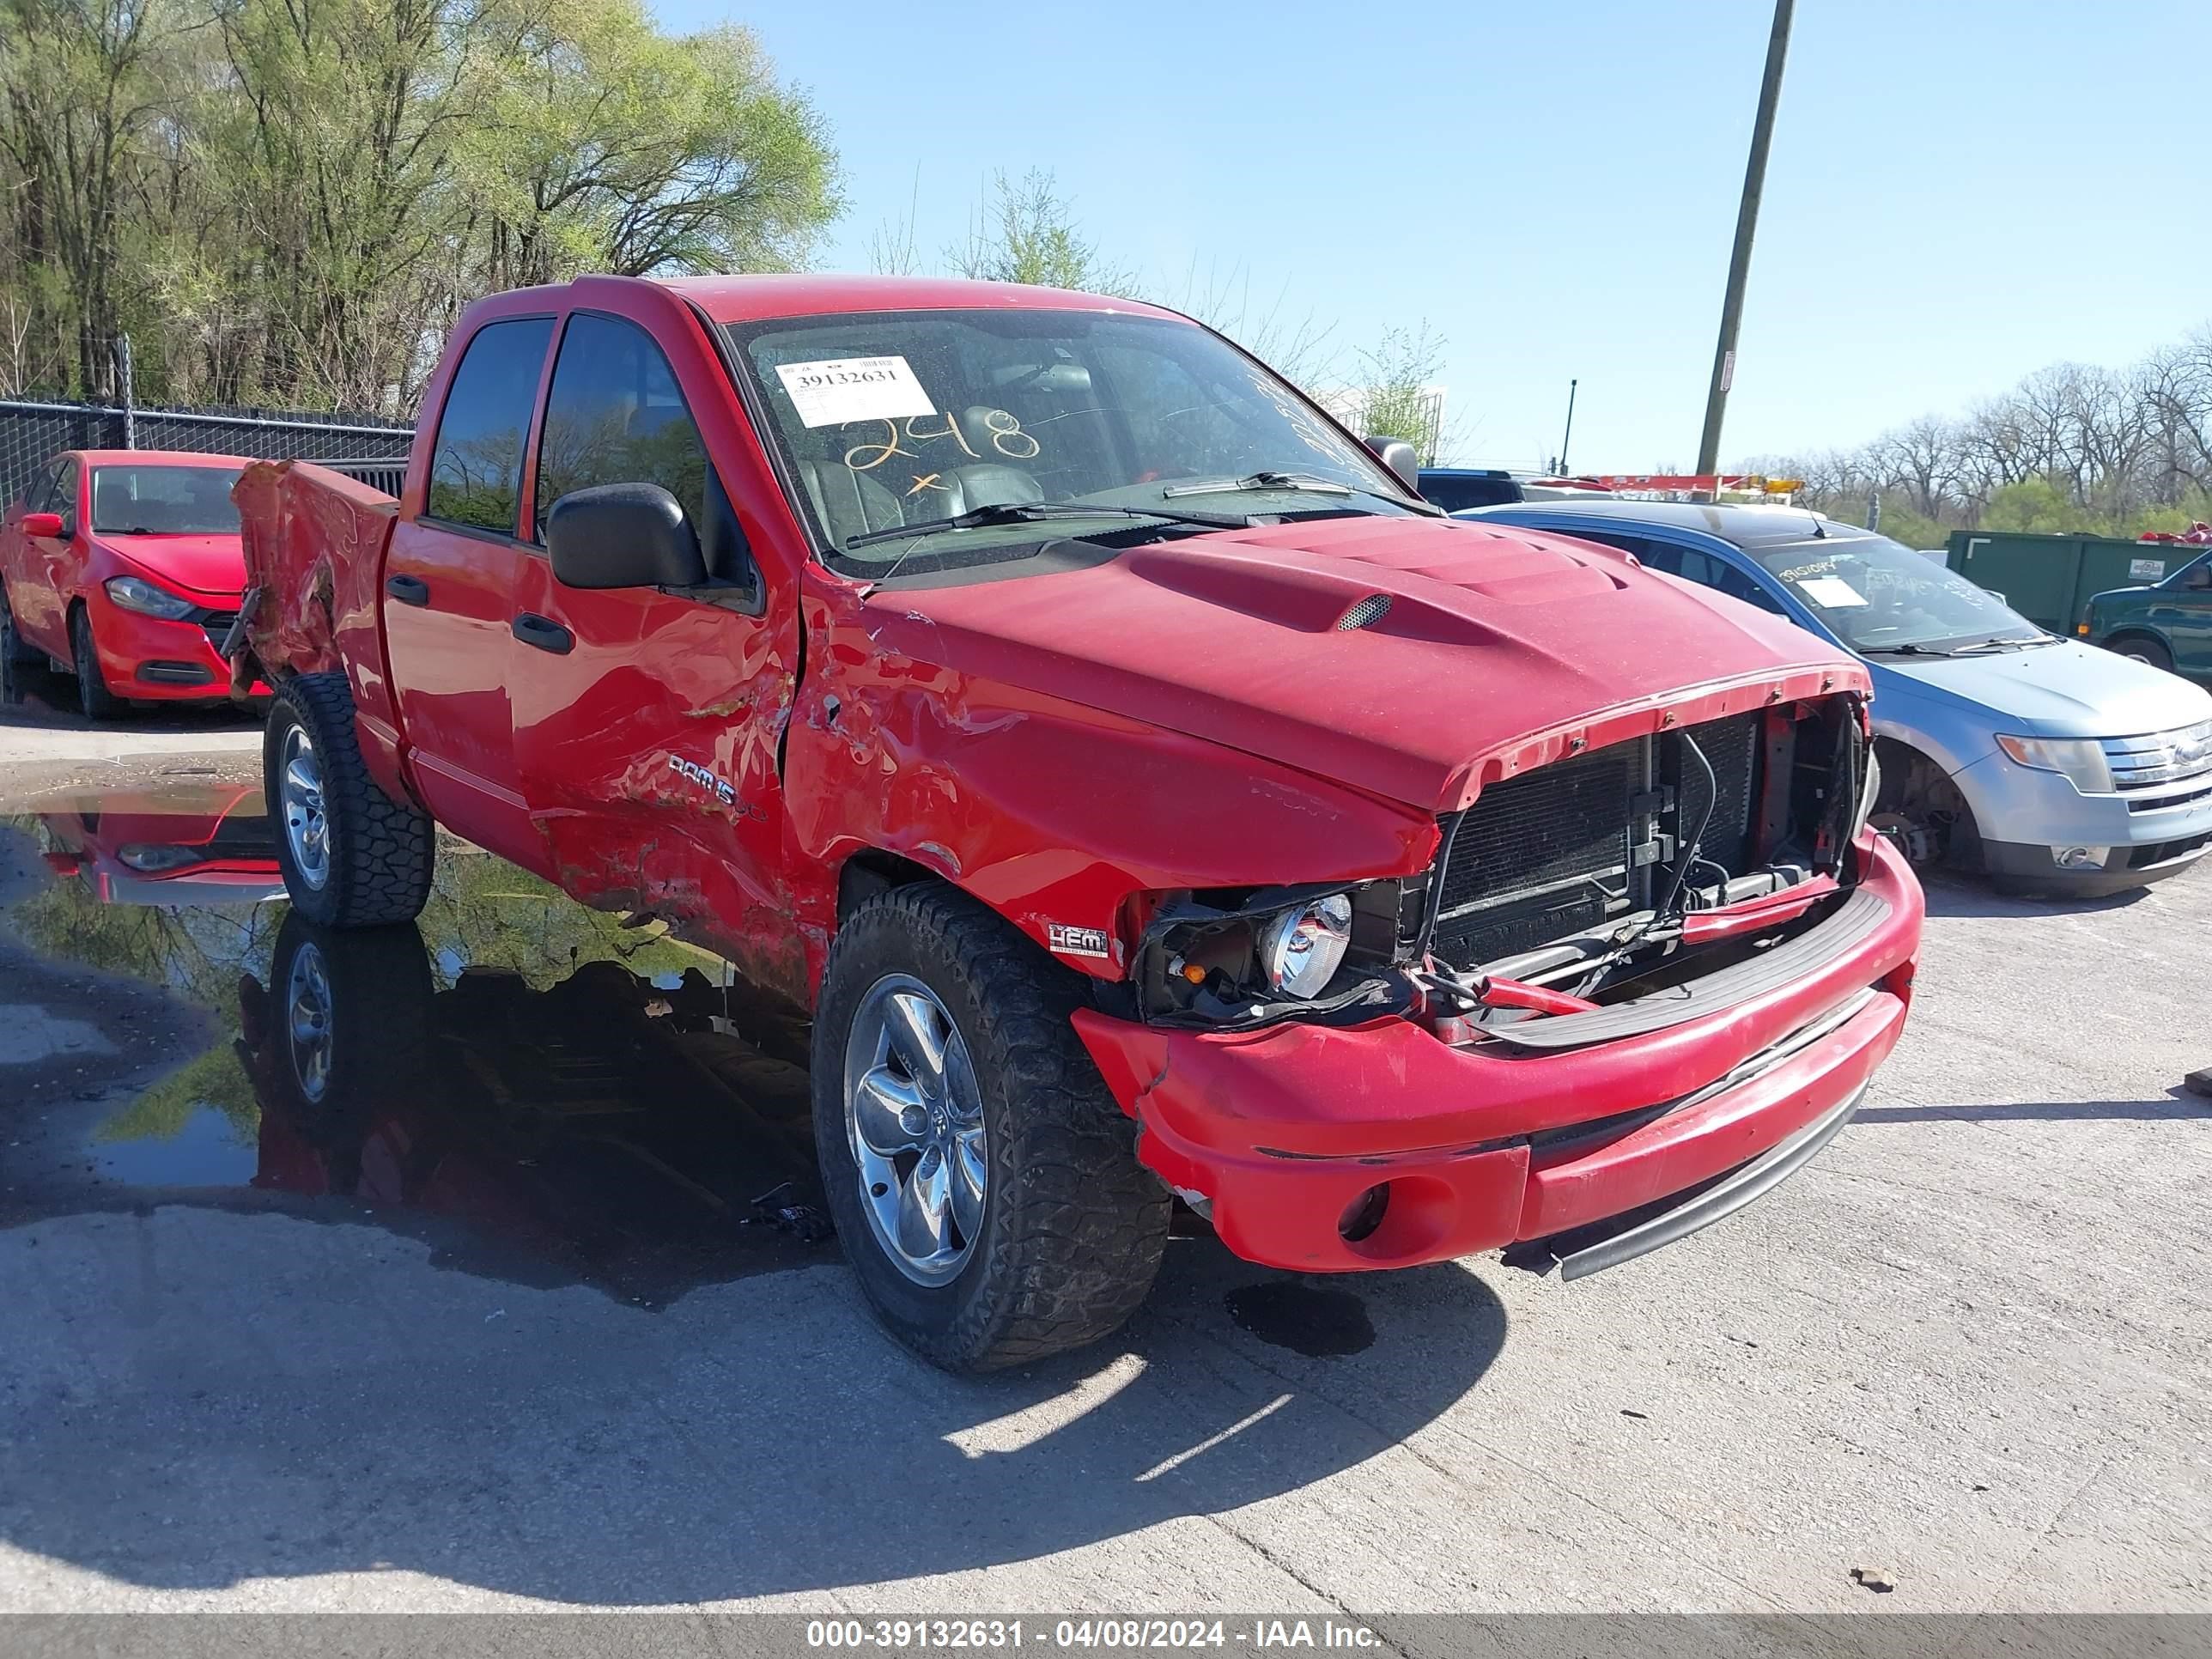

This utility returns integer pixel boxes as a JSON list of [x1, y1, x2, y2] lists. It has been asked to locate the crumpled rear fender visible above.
[[233, 461, 408, 800], [783, 584, 1437, 985]]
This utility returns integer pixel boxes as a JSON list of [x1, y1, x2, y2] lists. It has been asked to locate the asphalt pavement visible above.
[[2, 683, 2208, 1625]]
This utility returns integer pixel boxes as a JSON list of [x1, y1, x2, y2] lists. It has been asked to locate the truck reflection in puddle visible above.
[[236, 911, 830, 1304], [8, 791, 833, 1304]]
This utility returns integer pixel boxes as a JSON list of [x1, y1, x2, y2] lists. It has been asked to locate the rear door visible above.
[[382, 315, 556, 871], [508, 308, 795, 968]]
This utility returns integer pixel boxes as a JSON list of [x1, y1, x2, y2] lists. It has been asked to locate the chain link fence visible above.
[[1, 336, 412, 507]]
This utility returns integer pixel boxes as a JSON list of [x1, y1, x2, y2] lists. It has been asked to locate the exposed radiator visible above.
[[1429, 710, 1766, 969]]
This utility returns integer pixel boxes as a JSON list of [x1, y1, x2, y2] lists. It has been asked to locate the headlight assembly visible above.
[[104, 575, 198, 619], [1256, 892, 1352, 998], [1995, 734, 2112, 794]]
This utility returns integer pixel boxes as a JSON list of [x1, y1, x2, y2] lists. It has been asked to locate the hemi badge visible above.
[[1047, 923, 1112, 959]]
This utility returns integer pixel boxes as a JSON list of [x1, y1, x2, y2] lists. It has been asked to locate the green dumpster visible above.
[[1946, 530, 2185, 635]]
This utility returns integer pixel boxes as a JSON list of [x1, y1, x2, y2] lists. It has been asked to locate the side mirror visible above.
[[1362, 436, 1421, 493], [21, 510, 64, 538], [545, 483, 708, 591]]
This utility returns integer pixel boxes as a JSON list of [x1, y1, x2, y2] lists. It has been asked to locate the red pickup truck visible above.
[[231, 273, 1923, 1370]]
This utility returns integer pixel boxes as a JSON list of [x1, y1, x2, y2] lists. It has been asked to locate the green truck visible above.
[[1947, 529, 2212, 681]]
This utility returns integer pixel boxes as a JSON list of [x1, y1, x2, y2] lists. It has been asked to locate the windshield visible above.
[[91, 465, 244, 535], [728, 307, 1423, 580], [1750, 531, 2043, 653]]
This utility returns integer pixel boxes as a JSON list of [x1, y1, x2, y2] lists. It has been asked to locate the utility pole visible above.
[[1558, 379, 1578, 476], [1695, 0, 1795, 476]]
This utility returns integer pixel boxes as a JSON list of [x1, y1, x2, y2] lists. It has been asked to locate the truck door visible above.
[[2153, 556, 2212, 675], [508, 310, 798, 988], [381, 315, 556, 872]]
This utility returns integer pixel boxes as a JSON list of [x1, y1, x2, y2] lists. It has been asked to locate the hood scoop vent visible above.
[[1334, 592, 1393, 632]]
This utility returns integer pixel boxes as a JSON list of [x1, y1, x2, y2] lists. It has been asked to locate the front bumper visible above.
[[1073, 836, 1923, 1274], [1956, 748, 2212, 894], [87, 590, 259, 701]]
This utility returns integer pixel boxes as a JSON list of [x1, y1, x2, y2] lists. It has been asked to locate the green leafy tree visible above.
[[0, 0, 843, 411], [466, 3, 841, 288], [1350, 323, 1449, 465], [945, 168, 1137, 295]]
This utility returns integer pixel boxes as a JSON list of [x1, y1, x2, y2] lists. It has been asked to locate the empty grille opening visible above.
[[1428, 709, 1773, 971]]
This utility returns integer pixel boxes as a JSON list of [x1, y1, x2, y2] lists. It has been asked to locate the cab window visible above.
[[425, 317, 555, 534], [535, 313, 711, 539]]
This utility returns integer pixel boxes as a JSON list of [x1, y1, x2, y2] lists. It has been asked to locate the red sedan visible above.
[[0, 448, 256, 716]]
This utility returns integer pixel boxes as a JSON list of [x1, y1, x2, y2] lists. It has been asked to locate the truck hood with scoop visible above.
[[855, 515, 1866, 811]]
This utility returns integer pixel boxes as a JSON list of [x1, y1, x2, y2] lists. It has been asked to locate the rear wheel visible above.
[[2110, 635, 2173, 672], [70, 605, 121, 720], [264, 672, 434, 927], [812, 883, 1170, 1372]]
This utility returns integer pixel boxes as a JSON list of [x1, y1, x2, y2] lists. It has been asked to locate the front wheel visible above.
[[70, 605, 121, 720], [812, 884, 1171, 1371], [264, 672, 434, 927]]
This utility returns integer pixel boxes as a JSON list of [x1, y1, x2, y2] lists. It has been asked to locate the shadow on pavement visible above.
[[1917, 871, 2158, 920], [0, 817, 1510, 1602], [3, 656, 257, 733], [1854, 1089, 2211, 1124]]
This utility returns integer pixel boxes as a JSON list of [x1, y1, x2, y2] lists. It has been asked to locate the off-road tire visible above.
[[265, 672, 434, 927], [812, 884, 1171, 1371], [70, 605, 121, 720], [2109, 634, 2173, 673]]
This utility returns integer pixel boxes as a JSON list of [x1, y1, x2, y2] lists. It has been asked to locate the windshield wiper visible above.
[[1949, 635, 2056, 653], [843, 499, 1249, 551], [1161, 471, 1432, 512], [1164, 471, 1351, 499], [1860, 642, 1960, 658]]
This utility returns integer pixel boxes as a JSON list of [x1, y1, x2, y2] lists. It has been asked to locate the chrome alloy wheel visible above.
[[843, 974, 988, 1285], [285, 939, 334, 1103], [279, 723, 330, 889]]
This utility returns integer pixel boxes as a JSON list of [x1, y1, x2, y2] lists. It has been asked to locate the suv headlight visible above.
[[1257, 892, 1352, 998], [105, 575, 198, 619], [1996, 733, 2112, 794]]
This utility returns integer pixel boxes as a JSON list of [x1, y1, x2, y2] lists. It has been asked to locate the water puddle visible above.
[[2, 786, 832, 1305]]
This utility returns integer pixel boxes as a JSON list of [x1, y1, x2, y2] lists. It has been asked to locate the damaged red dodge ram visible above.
[[230, 274, 1923, 1370]]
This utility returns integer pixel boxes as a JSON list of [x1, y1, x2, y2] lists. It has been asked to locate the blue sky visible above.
[[661, 0, 2212, 471]]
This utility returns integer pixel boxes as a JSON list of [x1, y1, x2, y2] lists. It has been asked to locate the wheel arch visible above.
[[2101, 625, 2172, 657]]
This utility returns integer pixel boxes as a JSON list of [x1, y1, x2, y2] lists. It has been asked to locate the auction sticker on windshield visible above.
[[775, 356, 935, 428], [1798, 575, 1869, 609]]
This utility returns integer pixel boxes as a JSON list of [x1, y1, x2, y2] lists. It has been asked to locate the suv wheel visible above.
[[264, 672, 434, 927], [70, 605, 121, 720], [813, 884, 1171, 1371]]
